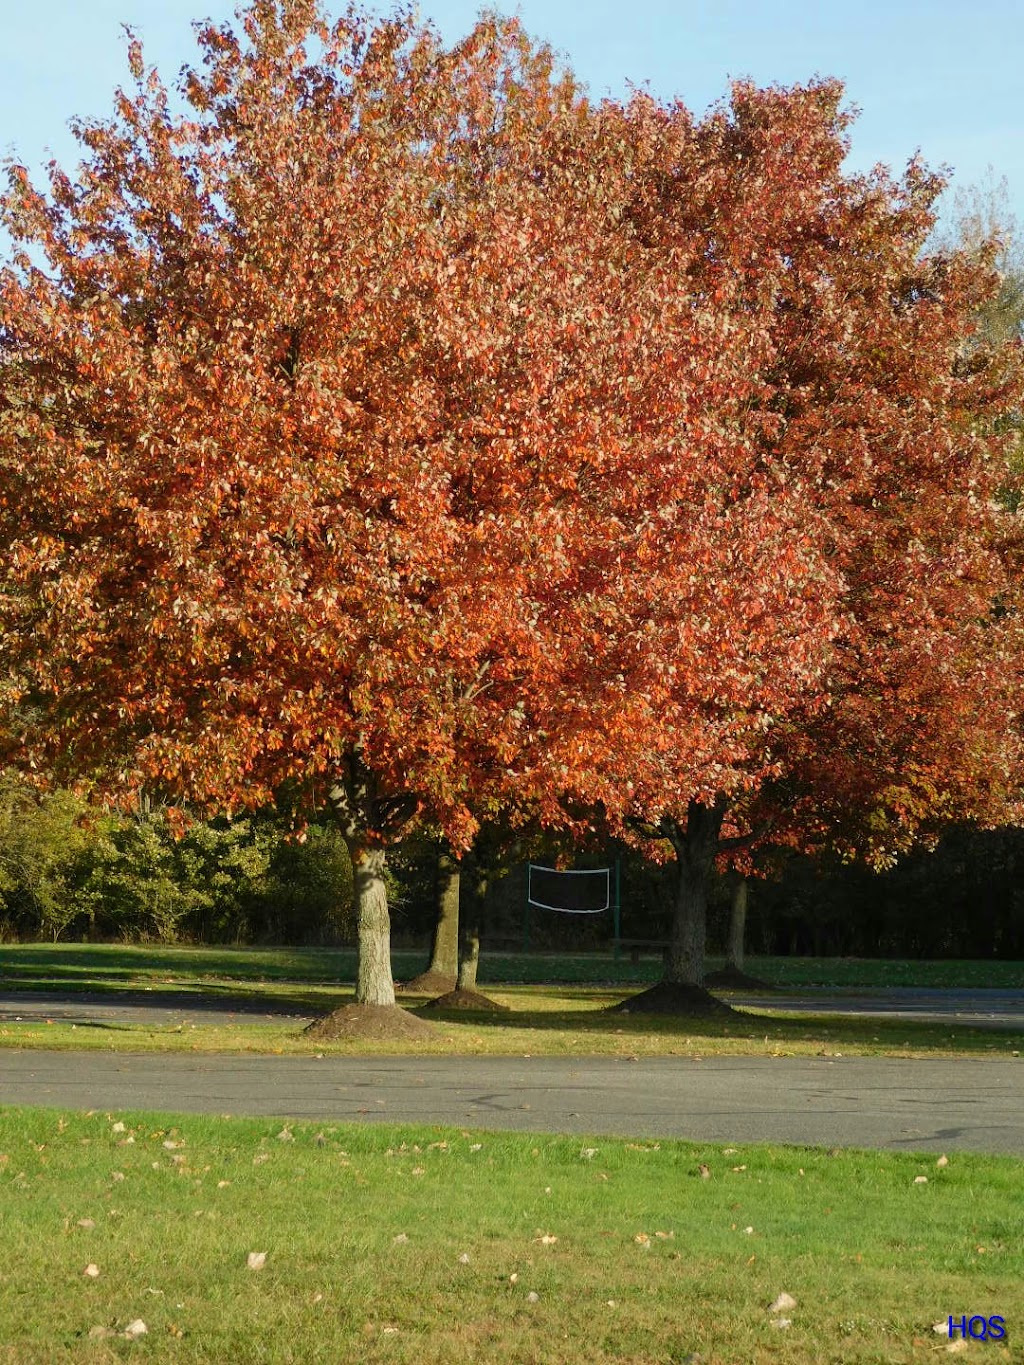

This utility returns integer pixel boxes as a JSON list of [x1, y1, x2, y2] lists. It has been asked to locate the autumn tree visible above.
[[3, 2, 815, 1017], [589, 86, 1024, 1010], [5, 4, 1020, 1025], [1, 1, 648, 1015]]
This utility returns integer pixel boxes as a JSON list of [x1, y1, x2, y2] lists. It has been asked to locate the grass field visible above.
[[2, 941, 1023, 991], [1, 1106, 1020, 1364], [2, 944, 1023, 1060]]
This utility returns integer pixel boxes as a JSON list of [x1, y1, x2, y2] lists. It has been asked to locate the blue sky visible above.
[[2, 0, 1022, 234]]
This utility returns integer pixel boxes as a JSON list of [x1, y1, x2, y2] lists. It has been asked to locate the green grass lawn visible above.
[[0, 1106, 1019, 1364], [1, 941, 1022, 991], [2, 944, 1023, 1059]]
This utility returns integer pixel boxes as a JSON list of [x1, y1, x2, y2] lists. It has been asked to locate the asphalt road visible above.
[[2, 1050, 1022, 1155]]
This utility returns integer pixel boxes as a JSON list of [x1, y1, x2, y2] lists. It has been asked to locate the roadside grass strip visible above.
[[2, 996, 1023, 1060], [0, 1108, 1020, 1363]]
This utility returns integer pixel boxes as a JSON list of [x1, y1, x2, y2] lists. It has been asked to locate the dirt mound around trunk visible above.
[[398, 970, 457, 995], [607, 982, 738, 1018], [704, 966, 777, 992], [419, 988, 509, 1012], [304, 1004, 437, 1041]]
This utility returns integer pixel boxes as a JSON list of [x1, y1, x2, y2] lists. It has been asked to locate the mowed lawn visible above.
[[2, 944, 1023, 1059], [1, 1106, 1021, 1365], [2, 942, 1023, 991]]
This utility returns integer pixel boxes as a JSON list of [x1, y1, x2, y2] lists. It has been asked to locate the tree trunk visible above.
[[456, 858, 487, 992], [350, 845, 395, 1006], [726, 875, 748, 973], [428, 844, 460, 980], [664, 800, 725, 987]]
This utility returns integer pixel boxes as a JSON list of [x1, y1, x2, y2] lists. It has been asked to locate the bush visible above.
[[0, 774, 356, 944]]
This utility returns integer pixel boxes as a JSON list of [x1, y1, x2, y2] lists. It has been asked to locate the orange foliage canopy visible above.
[[2, 0, 1022, 881]]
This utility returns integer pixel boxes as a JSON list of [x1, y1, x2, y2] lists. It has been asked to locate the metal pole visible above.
[[613, 857, 621, 960]]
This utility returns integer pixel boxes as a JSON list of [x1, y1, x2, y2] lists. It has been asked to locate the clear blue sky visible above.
[[2, 0, 1022, 234]]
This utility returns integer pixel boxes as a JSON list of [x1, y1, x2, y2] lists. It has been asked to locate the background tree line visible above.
[[2, 764, 1022, 963]]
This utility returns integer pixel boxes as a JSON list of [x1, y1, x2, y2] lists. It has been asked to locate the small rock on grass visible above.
[[123, 1320, 148, 1339], [246, 1252, 267, 1271]]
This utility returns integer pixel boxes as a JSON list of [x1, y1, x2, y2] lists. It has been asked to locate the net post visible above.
[[613, 857, 621, 960]]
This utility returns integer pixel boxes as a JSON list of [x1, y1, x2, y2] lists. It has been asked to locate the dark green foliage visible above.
[[0, 774, 355, 944], [743, 826, 1024, 960], [3, 766, 1020, 958], [0, 776, 98, 941]]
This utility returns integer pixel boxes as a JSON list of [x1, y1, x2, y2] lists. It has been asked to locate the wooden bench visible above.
[[613, 938, 671, 965]]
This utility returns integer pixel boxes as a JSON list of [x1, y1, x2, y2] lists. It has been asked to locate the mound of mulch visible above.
[[607, 981, 738, 1018], [398, 970, 457, 995], [303, 1004, 437, 1041], [419, 988, 510, 1013], [704, 966, 778, 992]]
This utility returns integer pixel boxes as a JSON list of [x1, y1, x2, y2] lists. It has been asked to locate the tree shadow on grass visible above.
[[0, 943, 357, 985], [0, 984, 336, 1018], [409, 999, 1024, 1055]]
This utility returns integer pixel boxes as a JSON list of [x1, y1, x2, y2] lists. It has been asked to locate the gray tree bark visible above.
[[726, 875, 748, 973], [350, 845, 395, 1006], [664, 800, 725, 986], [456, 857, 488, 992], [428, 844, 460, 980], [327, 752, 413, 1009]]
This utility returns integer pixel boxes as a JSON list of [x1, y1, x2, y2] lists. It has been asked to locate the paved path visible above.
[[2, 985, 1023, 1029], [2, 1050, 1022, 1155], [0, 989, 308, 1028], [731, 987, 1024, 1029]]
